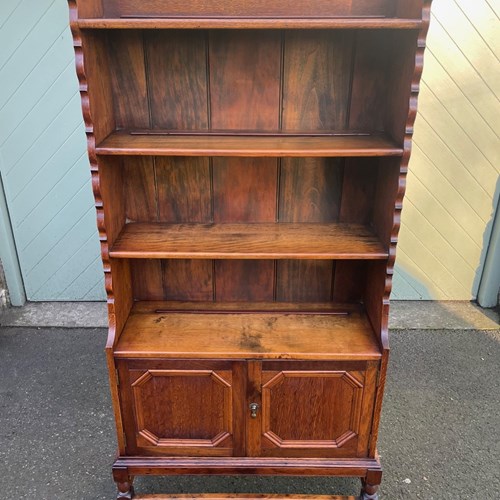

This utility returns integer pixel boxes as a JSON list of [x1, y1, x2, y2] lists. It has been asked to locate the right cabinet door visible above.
[[253, 360, 379, 458]]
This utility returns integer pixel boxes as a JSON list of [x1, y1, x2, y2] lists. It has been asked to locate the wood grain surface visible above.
[[78, 17, 422, 29], [146, 30, 209, 130], [102, 0, 397, 18], [96, 132, 403, 156], [114, 302, 381, 360], [132, 495, 358, 499], [109, 223, 388, 259]]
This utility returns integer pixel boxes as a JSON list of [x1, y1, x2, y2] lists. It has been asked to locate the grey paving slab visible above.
[[1, 300, 498, 330], [0, 301, 108, 328], [1, 326, 499, 499], [389, 300, 499, 330]]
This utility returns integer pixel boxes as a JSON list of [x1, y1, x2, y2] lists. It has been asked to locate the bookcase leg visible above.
[[113, 467, 135, 500], [360, 484, 379, 500], [360, 469, 381, 500]]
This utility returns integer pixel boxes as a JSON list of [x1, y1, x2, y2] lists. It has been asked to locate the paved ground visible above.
[[1, 326, 499, 499]]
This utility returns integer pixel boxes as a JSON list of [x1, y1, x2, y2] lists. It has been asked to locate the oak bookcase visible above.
[[69, 1, 431, 498]]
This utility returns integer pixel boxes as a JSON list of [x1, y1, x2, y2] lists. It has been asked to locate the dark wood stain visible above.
[[107, 30, 150, 129], [163, 259, 214, 301], [213, 158, 278, 223], [282, 31, 353, 131], [146, 30, 208, 130], [348, 31, 392, 131], [209, 30, 281, 131], [156, 157, 212, 223], [215, 260, 275, 302]]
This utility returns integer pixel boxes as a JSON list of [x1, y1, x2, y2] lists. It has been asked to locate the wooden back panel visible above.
[[76, 0, 103, 18], [103, 29, 405, 134], [396, 0, 424, 18]]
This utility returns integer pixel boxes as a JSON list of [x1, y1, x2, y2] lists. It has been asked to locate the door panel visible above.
[[118, 360, 244, 456], [255, 361, 377, 458]]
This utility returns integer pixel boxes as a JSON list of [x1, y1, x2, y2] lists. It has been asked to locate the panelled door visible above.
[[117, 359, 245, 456], [246, 361, 379, 458], [117, 359, 378, 458]]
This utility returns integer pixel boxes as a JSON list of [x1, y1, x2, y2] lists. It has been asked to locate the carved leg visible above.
[[360, 482, 379, 500], [116, 481, 134, 500], [113, 466, 135, 500], [361, 469, 382, 500]]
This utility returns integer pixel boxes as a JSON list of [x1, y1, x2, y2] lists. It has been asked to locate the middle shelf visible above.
[[109, 222, 387, 260], [96, 131, 403, 157]]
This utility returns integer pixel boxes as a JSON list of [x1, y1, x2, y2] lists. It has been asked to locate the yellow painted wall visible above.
[[393, 0, 500, 299]]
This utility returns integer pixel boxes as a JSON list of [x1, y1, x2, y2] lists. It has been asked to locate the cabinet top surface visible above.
[[114, 302, 382, 360]]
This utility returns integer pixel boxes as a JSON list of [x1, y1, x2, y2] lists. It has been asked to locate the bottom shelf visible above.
[[132, 495, 357, 499], [114, 302, 381, 360]]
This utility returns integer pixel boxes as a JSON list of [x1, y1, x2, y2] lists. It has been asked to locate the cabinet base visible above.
[[113, 456, 382, 499]]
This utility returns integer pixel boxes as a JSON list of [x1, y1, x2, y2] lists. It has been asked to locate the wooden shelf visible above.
[[96, 131, 403, 157], [133, 493, 357, 499], [109, 223, 388, 260], [114, 301, 382, 360], [78, 17, 421, 30]]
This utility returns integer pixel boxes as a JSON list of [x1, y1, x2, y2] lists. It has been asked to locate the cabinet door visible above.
[[117, 360, 245, 456], [248, 361, 378, 458]]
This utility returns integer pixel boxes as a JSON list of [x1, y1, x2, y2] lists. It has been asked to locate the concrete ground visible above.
[[0, 303, 499, 499]]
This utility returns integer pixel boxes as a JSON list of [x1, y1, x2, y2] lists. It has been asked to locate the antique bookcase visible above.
[[69, 1, 431, 498]]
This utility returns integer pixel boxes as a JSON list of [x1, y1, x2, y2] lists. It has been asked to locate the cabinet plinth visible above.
[[69, 0, 431, 498]]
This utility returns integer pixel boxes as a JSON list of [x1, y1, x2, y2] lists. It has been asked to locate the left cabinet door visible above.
[[116, 359, 246, 456]]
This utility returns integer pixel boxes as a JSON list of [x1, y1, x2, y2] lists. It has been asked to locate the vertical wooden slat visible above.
[[215, 260, 274, 302], [213, 159, 277, 223], [282, 31, 353, 131], [339, 159, 378, 225], [156, 157, 213, 301], [348, 31, 391, 132], [279, 159, 344, 222], [122, 157, 163, 300], [213, 158, 277, 301], [107, 30, 150, 129], [232, 361, 247, 456], [210, 31, 281, 301], [146, 30, 208, 130], [163, 259, 214, 301], [156, 157, 212, 223], [209, 30, 281, 131], [277, 158, 343, 302], [145, 31, 211, 301], [279, 31, 352, 302], [246, 360, 262, 457], [130, 260, 164, 300], [123, 157, 157, 222], [332, 261, 368, 303], [105, 31, 158, 300], [334, 158, 378, 301]]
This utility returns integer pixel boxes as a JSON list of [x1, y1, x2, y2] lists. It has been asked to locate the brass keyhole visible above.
[[249, 402, 259, 418]]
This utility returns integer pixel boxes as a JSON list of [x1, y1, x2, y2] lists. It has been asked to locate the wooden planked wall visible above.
[[0, 0, 498, 301]]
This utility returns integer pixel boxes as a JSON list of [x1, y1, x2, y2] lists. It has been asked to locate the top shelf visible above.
[[77, 17, 422, 30]]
